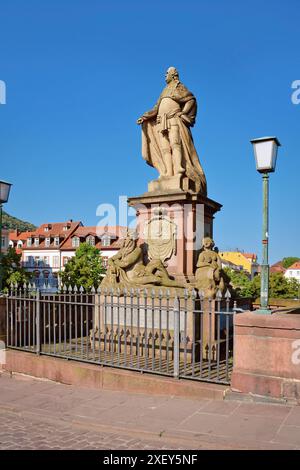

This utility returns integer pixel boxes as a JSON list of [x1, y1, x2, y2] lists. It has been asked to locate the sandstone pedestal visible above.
[[231, 312, 300, 403], [128, 190, 222, 284]]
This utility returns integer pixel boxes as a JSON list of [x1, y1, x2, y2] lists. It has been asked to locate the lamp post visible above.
[[0, 180, 12, 292], [250, 137, 281, 314]]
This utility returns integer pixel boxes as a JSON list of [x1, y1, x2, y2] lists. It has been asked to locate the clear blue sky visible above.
[[0, 0, 299, 264]]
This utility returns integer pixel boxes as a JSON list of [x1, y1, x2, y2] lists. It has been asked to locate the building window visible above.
[[17, 241, 22, 248], [27, 238, 32, 247], [45, 237, 51, 247], [53, 256, 59, 268], [63, 256, 70, 266], [102, 236, 111, 247], [87, 236, 95, 246], [72, 237, 80, 248], [34, 238, 39, 247], [1, 237, 5, 248], [44, 227, 49, 232], [54, 237, 60, 247]]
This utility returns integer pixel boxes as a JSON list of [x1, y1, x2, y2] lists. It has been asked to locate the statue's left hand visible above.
[[137, 117, 144, 125]]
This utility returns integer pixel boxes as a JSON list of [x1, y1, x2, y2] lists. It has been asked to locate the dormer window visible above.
[[72, 236, 80, 248], [63, 225, 70, 231], [44, 224, 52, 232], [54, 237, 60, 247], [34, 237, 39, 247], [27, 238, 32, 247], [45, 237, 51, 247], [102, 235, 111, 247], [87, 235, 95, 246]]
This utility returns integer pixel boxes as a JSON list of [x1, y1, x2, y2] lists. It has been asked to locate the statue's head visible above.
[[202, 237, 214, 250], [165, 66, 179, 84], [122, 229, 138, 249]]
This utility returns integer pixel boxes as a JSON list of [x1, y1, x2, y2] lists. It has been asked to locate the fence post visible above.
[[36, 288, 41, 355], [173, 296, 180, 379]]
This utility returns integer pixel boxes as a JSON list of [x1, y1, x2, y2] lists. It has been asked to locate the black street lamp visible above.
[[0, 180, 12, 292]]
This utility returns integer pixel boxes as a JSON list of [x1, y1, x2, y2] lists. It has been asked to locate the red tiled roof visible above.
[[60, 226, 126, 251], [21, 221, 82, 250], [287, 261, 300, 270], [270, 261, 286, 274], [243, 253, 257, 261], [9, 230, 34, 242]]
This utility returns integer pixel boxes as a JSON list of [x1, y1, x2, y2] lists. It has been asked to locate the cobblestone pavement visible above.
[[0, 372, 300, 450]]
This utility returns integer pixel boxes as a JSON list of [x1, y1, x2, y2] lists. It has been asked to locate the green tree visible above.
[[224, 268, 300, 300], [59, 243, 105, 290], [223, 268, 258, 298], [282, 257, 300, 269], [287, 278, 300, 299], [1, 247, 31, 290]]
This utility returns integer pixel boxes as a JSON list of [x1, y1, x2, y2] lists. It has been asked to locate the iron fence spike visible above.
[[216, 289, 222, 300], [199, 290, 205, 300], [225, 289, 231, 299]]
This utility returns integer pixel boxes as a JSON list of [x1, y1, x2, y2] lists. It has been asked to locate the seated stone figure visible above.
[[195, 237, 227, 298], [102, 231, 183, 289]]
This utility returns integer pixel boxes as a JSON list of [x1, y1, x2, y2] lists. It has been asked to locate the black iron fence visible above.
[[6, 284, 239, 384]]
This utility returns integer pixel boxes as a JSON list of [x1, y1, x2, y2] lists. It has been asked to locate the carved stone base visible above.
[[128, 191, 222, 281], [148, 175, 196, 193]]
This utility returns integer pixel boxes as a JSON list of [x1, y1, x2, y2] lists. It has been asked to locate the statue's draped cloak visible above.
[[141, 81, 207, 195]]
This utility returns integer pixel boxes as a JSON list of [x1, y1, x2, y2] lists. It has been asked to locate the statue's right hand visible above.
[[137, 117, 145, 125]]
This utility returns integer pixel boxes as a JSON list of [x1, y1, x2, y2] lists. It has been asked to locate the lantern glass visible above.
[[0, 180, 12, 204], [251, 137, 281, 173]]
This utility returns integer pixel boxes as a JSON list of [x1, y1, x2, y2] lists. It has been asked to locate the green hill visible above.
[[2, 211, 37, 232]]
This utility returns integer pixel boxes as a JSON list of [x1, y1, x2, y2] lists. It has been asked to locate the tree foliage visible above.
[[224, 268, 300, 299], [1, 247, 31, 290], [59, 243, 105, 290], [2, 211, 36, 232], [282, 257, 300, 269]]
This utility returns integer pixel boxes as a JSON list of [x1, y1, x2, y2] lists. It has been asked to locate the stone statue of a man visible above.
[[137, 67, 207, 195]]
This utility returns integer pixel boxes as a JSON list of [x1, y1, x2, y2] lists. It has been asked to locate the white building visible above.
[[284, 261, 300, 283], [9, 221, 126, 289], [21, 221, 82, 288], [59, 225, 125, 269]]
